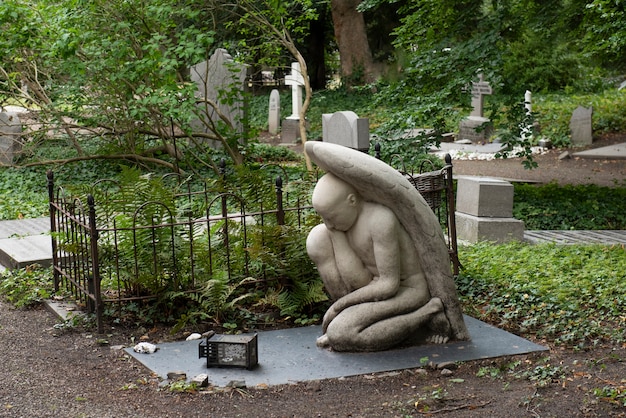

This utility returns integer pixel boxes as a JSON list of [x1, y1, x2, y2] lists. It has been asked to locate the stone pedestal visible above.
[[455, 213, 524, 243], [455, 177, 524, 243], [281, 118, 308, 143], [458, 116, 493, 143]]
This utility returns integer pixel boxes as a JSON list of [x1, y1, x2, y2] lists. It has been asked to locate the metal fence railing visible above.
[[47, 170, 316, 333]]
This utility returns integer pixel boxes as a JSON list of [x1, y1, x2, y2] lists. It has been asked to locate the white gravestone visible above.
[[459, 73, 493, 142], [268, 89, 280, 135], [0, 111, 23, 166], [569, 106, 593, 146], [190, 49, 248, 144], [281, 62, 307, 143], [521, 90, 533, 141], [322, 111, 369, 152]]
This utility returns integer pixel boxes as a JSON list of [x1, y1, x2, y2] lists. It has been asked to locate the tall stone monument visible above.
[[459, 73, 493, 142], [281, 62, 305, 143], [190, 49, 248, 146]]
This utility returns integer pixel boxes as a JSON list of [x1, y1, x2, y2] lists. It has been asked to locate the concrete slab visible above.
[[125, 316, 547, 388], [0, 234, 52, 269], [0, 217, 49, 239], [573, 142, 626, 159], [525, 230, 626, 245]]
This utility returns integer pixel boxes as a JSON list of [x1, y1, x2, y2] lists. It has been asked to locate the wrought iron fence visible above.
[[47, 169, 317, 333]]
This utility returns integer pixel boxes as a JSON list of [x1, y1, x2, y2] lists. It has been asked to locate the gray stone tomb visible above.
[[458, 73, 493, 142], [190, 49, 248, 145], [569, 105, 593, 146], [268, 89, 280, 135], [321, 111, 369, 152], [455, 177, 524, 243], [0, 111, 23, 166]]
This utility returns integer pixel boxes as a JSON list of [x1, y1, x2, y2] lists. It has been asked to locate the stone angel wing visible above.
[[305, 141, 469, 341]]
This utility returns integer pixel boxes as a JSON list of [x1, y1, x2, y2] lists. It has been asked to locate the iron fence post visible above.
[[275, 176, 285, 226], [47, 171, 60, 292], [87, 194, 104, 333]]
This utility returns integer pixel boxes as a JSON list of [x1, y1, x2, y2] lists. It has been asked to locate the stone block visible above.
[[455, 212, 525, 243], [281, 118, 307, 143], [456, 177, 514, 218], [458, 116, 493, 143]]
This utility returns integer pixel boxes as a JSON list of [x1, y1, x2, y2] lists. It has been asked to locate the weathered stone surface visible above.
[[268, 89, 280, 135], [322, 111, 369, 151], [456, 177, 514, 218], [0, 111, 22, 166], [569, 106, 593, 146], [455, 212, 525, 243], [190, 49, 248, 144]]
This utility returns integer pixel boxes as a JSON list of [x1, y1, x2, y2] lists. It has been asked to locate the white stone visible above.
[[268, 89, 280, 135], [186, 333, 202, 341], [133, 342, 158, 354]]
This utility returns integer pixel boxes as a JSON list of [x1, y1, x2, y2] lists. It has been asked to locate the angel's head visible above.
[[312, 173, 362, 231]]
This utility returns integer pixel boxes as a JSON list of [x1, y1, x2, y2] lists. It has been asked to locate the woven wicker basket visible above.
[[405, 170, 446, 211]]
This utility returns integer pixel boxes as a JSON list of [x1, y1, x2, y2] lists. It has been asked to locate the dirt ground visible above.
[[1, 299, 624, 418], [1, 134, 625, 418], [450, 133, 626, 187]]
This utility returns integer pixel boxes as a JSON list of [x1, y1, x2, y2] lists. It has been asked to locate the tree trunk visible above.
[[330, 0, 377, 85]]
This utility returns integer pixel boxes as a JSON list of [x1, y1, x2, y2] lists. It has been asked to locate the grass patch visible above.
[[458, 241, 626, 348]]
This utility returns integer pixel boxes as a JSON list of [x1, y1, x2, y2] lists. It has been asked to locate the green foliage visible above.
[[514, 183, 626, 230], [0, 265, 53, 307], [534, 90, 626, 146], [458, 242, 626, 348], [593, 385, 626, 407]]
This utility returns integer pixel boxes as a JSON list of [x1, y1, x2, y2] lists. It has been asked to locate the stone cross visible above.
[[268, 89, 280, 135], [322, 111, 370, 151], [469, 73, 492, 117], [284, 62, 304, 120]]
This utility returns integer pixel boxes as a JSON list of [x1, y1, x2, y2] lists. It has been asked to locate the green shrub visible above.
[[0, 265, 53, 307], [514, 183, 626, 230]]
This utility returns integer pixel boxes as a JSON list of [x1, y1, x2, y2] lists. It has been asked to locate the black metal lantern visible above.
[[199, 333, 258, 370]]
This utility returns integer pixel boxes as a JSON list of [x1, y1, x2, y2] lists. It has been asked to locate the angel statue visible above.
[[305, 141, 469, 352]]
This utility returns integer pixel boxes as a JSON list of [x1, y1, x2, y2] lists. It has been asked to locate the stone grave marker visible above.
[[268, 89, 280, 135], [321, 111, 369, 152], [281, 62, 305, 143], [459, 73, 493, 142], [455, 177, 524, 243], [0, 111, 23, 166], [190, 49, 248, 144], [569, 106, 593, 146]]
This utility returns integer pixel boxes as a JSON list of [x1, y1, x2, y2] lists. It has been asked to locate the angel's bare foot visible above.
[[426, 309, 452, 344], [316, 334, 331, 349]]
